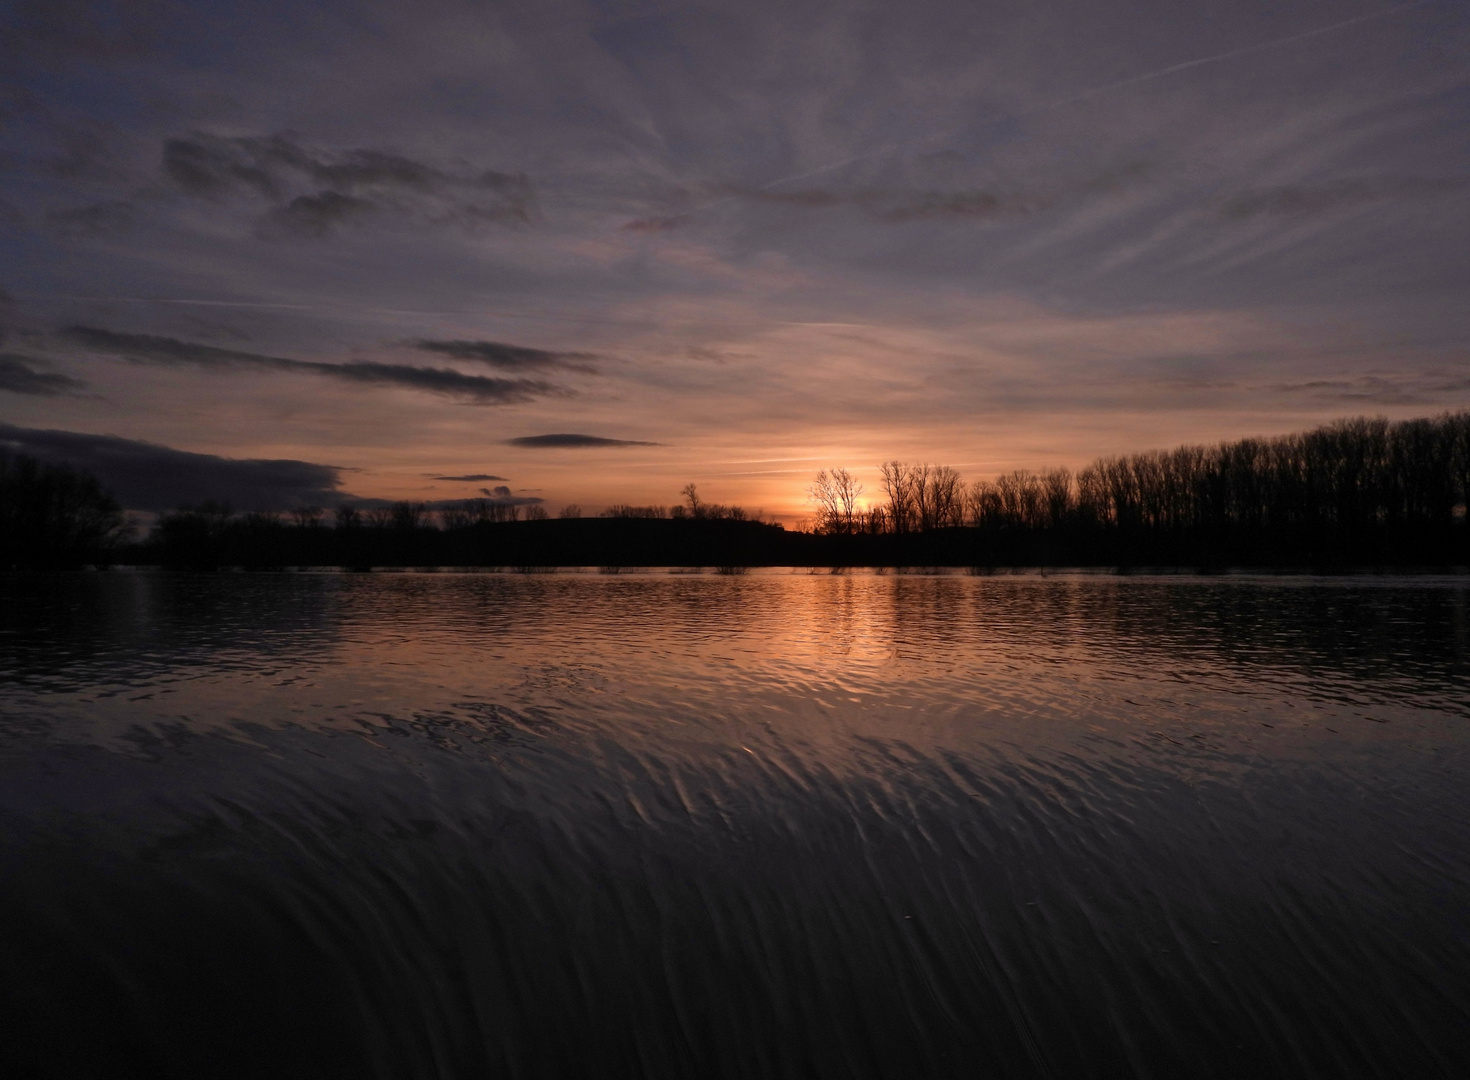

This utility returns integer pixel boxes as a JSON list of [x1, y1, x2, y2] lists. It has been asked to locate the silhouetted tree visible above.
[[234, 511, 290, 569], [880, 461, 915, 533], [42, 409, 1470, 571], [912, 463, 938, 530], [875, 462, 964, 532], [603, 505, 667, 519], [1042, 469, 1073, 528], [798, 412, 1469, 564], [0, 451, 131, 568], [438, 502, 476, 531], [995, 471, 1042, 528], [809, 469, 844, 534], [674, 482, 749, 522], [153, 502, 234, 569], [928, 465, 964, 528], [391, 501, 427, 530]]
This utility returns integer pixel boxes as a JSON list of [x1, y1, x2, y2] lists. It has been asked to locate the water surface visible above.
[[1, 571, 1467, 1078]]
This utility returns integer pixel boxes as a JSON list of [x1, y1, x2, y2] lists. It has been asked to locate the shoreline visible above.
[[13, 564, 1470, 579]]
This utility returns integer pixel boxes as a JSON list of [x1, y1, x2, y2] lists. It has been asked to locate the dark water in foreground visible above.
[[1, 571, 1467, 1079]]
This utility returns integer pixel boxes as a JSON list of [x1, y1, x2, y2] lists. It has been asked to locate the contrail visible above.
[[751, 0, 1436, 195], [26, 291, 846, 330], [50, 296, 320, 311], [602, 2, 1435, 234], [1045, 0, 1435, 112], [29, 4, 1436, 335]]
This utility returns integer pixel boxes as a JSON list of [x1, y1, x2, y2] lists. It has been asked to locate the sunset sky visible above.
[[1, 0, 1467, 522]]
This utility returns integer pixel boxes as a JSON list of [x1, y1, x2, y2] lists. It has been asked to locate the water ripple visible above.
[[0, 571, 1467, 1078]]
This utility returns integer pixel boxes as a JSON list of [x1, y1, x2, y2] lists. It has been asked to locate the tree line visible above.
[[808, 412, 1470, 566], [134, 483, 765, 568], [4, 413, 1468, 569], [0, 451, 131, 568]]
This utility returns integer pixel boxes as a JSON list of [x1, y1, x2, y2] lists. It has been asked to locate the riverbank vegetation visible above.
[[3, 413, 1467, 569], [808, 413, 1470, 567], [0, 451, 131, 568]]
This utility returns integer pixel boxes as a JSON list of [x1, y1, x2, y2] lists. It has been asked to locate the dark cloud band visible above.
[[0, 424, 344, 512], [161, 132, 538, 238], [477, 484, 540, 505], [0, 354, 87, 396], [506, 433, 660, 448], [416, 339, 596, 373], [1217, 176, 1470, 220], [63, 326, 557, 404]]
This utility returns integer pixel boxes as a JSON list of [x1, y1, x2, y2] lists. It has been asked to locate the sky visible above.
[[1, 0, 1467, 522]]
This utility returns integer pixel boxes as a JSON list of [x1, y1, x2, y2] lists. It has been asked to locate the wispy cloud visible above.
[[416, 339, 597, 373], [630, 164, 1156, 232], [1269, 372, 1470, 405], [0, 354, 86, 396], [266, 191, 375, 238], [429, 473, 508, 481], [62, 326, 560, 404], [161, 132, 538, 238], [1, 0, 1464, 518], [737, 184, 1048, 223], [625, 185, 1049, 230], [1219, 178, 1470, 219]]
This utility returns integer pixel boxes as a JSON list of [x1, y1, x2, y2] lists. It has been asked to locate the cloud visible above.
[[0, 424, 346, 512], [506, 433, 661, 447], [429, 473, 508, 481], [163, 136, 280, 198], [0, 354, 87, 396], [3, 0, 1466, 520], [1268, 372, 1470, 405], [159, 132, 538, 237], [1219, 178, 1470, 220], [267, 191, 375, 238], [722, 183, 1054, 222], [741, 188, 845, 209], [872, 190, 1044, 223], [415, 339, 597, 373], [62, 326, 559, 404], [321, 361, 557, 402], [477, 485, 540, 505], [62, 325, 280, 366], [619, 181, 1076, 232], [732, 164, 1154, 223]]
